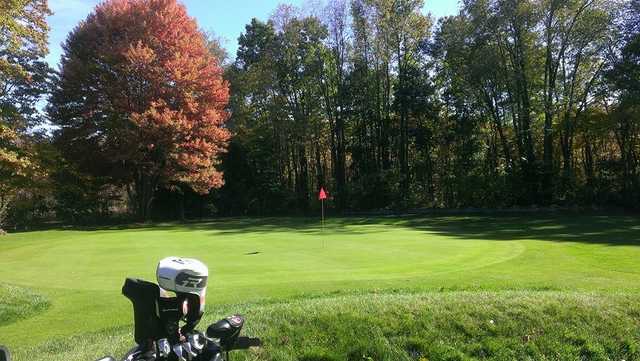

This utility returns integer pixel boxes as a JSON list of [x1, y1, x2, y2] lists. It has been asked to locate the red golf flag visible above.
[[318, 187, 327, 200]]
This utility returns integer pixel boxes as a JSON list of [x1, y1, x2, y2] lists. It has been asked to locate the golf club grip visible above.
[[231, 337, 261, 349]]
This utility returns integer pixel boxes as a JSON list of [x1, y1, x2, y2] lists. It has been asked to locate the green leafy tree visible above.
[[0, 0, 51, 231], [221, 0, 627, 214], [0, 0, 51, 130], [605, 0, 640, 205], [0, 123, 43, 231]]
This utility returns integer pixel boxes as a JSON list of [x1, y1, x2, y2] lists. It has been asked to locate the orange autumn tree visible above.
[[50, 0, 230, 220]]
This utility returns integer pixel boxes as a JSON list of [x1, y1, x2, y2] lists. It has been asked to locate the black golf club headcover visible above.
[[121, 278, 164, 344], [0, 346, 11, 361]]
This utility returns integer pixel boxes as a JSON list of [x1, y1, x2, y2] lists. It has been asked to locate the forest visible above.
[[1, 0, 639, 228]]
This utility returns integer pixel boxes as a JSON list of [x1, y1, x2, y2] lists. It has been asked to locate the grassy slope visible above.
[[1, 215, 639, 359], [14, 291, 640, 361]]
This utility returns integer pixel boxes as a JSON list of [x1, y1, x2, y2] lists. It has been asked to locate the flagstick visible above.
[[319, 187, 327, 248], [321, 198, 325, 248]]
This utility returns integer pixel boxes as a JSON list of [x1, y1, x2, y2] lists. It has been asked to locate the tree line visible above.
[[219, 0, 639, 215], [0, 0, 638, 229]]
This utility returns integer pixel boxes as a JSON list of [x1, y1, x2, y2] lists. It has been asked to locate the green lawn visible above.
[[1, 215, 639, 360]]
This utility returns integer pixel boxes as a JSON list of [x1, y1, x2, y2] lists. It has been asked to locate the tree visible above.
[[221, 0, 626, 215], [272, 16, 329, 211], [223, 19, 293, 215], [387, 0, 431, 207], [608, 0, 640, 99], [204, 31, 230, 66], [50, 0, 230, 220], [321, 0, 350, 210], [0, 0, 51, 131], [605, 0, 640, 206], [227, 13, 330, 214], [0, 0, 51, 232], [0, 123, 42, 231], [540, 0, 602, 201]]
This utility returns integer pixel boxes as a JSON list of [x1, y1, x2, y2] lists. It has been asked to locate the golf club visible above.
[[157, 338, 171, 359], [182, 341, 197, 358], [189, 333, 206, 352], [172, 343, 186, 361]]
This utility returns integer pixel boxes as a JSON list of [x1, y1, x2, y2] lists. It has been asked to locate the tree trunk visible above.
[[297, 144, 309, 212], [382, 60, 392, 171], [132, 171, 158, 221], [178, 191, 185, 221], [561, 126, 573, 183], [542, 2, 559, 205], [582, 135, 595, 200], [335, 115, 347, 210], [315, 146, 324, 190]]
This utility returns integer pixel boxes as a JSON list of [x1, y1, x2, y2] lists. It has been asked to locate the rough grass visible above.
[[0, 284, 49, 327], [13, 291, 640, 361]]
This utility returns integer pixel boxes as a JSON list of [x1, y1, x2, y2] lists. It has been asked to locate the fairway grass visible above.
[[1, 215, 639, 360]]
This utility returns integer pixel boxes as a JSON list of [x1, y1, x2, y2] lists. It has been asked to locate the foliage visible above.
[[219, 16, 330, 214], [218, 0, 633, 215], [221, 1, 434, 214], [4, 0, 639, 222], [0, 0, 51, 231], [602, 0, 640, 206], [50, 160, 123, 224], [0, 0, 51, 130], [0, 123, 44, 231], [49, 0, 230, 220]]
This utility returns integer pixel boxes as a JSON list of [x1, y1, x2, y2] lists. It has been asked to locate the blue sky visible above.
[[46, 0, 460, 68]]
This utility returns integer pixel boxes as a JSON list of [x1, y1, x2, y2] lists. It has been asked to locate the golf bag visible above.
[[96, 257, 260, 361]]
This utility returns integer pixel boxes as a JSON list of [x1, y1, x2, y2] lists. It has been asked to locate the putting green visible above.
[[2, 224, 522, 291], [1, 215, 639, 353]]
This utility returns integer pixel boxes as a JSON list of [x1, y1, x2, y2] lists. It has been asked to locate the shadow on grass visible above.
[[399, 214, 640, 247], [72, 217, 381, 236], [63, 213, 640, 246]]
